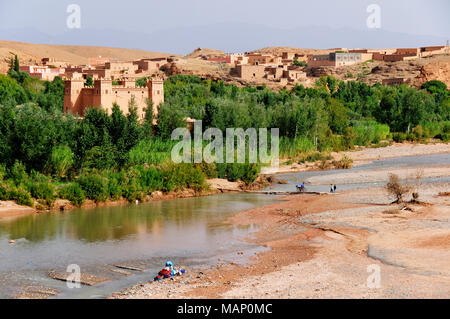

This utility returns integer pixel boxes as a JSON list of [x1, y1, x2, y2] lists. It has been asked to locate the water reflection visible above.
[[0, 194, 276, 243]]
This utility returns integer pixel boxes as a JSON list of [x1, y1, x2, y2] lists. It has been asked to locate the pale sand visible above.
[[113, 179, 450, 299], [307, 165, 450, 185]]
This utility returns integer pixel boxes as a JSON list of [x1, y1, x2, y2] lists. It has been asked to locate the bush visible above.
[[59, 183, 86, 206], [9, 161, 28, 185], [185, 166, 208, 191], [240, 164, 260, 185], [107, 177, 123, 200], [77, 173, 109, 202], [353, 121, 390, 146], [298, 152, 332, 163], [7, 186, 33, 207], [280, 137, 315, 158], [386, 173, 410, 203], [392, 132, 407, 143], [0, 164, 6, 181], [0, 182, 7, 200], [122, 182, 143, 202], [28, 180, 56, 207], [333, 155, 353, 169], [49, 145, 74, 178], [138, 166, 163, 192], [126, 138, 173, 166]]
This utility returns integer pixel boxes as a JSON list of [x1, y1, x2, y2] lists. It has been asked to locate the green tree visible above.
[[85, 75, 94, 87]]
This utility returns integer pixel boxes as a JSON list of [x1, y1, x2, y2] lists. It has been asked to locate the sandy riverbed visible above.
[[111, 144, 450, 299], [263, 142, 450, 175]]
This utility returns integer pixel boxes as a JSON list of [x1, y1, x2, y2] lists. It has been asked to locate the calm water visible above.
[[0, 194, 278, 298], [0, 153, 448, 298]]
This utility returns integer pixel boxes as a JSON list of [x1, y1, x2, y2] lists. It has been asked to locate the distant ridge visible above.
[[0, 23, 447, 55]]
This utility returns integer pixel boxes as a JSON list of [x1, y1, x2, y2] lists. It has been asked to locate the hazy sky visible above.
[[0, 0, 449, 37]]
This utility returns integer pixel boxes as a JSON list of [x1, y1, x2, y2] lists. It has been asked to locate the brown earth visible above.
[[0, 39, 178, 73], [185, 47, 227, 59], [329, 54, 450, 88]]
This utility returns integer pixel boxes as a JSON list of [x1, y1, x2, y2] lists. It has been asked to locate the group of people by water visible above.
[[296, 183, 337, 193]]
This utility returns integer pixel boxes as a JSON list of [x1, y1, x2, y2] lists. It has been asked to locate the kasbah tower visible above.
[[63, 73, 164, 120]]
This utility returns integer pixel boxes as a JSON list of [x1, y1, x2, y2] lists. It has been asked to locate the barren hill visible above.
[[185, 47, 227, 59], [328, 54, 450, 88], [0, 40, 178, 73]]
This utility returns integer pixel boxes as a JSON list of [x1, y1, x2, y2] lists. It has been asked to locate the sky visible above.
[[0, 0, 448, 53]]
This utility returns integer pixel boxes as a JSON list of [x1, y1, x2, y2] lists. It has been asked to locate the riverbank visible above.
[[111, 149, 450, 299], [0, 201, 35, 222], [1, 142, 448, 222], [265, 141, 450, 174]]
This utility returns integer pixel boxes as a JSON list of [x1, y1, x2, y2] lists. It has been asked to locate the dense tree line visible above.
[[0, 61, 449, 207]]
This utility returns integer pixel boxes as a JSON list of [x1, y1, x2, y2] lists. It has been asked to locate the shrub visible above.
[[9, 161, 28, 185], [0, 164, 6, 181], [280, 137, 315, 158], [138, 166, 163, 192], [333, 155, 353, 169], [7, 186, 33, 207], [122, 182, 143, 202], [77, 173, 109, 202], [185, 166, 208, 191], [386, 173, 411, 203], [226, 164, 244, 182], [49, 145, 74, 178], [0, 182, 7, 200], [107, 177, 123, 200], [59, 183, 86, 206], [240, 164, 260, 185], [28, 180, 56, 207], [353, 121, 390, 146], [298, 152, 332, 164], [126, 138, 174, 166], [392, 132, 407, 143]]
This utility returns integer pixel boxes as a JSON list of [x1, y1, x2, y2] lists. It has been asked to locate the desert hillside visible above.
[[0, 40, 178, 73], [327, 54, 450, 87]]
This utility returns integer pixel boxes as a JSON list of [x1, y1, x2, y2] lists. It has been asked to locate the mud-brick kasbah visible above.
[[63, 74, 164, 120], [62, 57, 167, 119]]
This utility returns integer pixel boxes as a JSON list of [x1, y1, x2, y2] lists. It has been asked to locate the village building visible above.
[[283, 66, 307, 83], [63, 73, 164, 120], [41, 57, 68, 68], [308, 52, 372, 67], [234, 64, 266, 80], [282, 52, 295, 60], [88, 56, 111, 66], [20, 65, 65, 81], [133, 58, 168, 73], [265, 66, 284, 80], [247, 54, 273, 66]]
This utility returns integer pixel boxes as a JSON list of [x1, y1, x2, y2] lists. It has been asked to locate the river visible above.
[[0, 153, 448, 298]]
